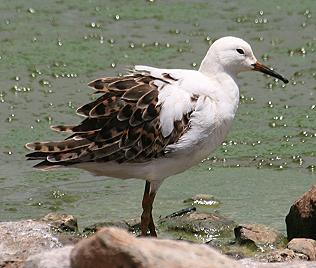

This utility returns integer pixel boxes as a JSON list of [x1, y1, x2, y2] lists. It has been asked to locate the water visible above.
[[0, 0, 315, 233]]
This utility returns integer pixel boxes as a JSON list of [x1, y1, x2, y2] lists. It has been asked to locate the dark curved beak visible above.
[[252, 62, 289, 84]]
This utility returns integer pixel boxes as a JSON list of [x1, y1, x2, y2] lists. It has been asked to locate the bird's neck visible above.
[[199, 51, 239, 107], [199, 54, 240, 121], [199, 50, 238, 82]]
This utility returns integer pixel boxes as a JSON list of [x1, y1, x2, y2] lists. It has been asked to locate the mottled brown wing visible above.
[[25, 74, 191, 169]]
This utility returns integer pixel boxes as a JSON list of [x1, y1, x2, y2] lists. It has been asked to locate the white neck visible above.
[[199, 51, 240, 114], [198, 49, 238, 83]]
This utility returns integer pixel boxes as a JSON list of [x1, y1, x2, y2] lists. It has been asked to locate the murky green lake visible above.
[[0, 0, 315, 233]]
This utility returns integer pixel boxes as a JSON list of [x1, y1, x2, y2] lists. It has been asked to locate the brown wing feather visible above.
[[76, 93, 111, 117], [26, 138, 91, 153], [26, 73, 191, 168]]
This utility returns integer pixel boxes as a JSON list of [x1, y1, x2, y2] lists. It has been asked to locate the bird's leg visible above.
[[148, 191, 157, 237], [140, 181, 150, 236], [141, 180, 157, 237]]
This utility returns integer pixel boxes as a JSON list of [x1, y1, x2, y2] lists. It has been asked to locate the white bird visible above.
[[25, 36, 288, 236]]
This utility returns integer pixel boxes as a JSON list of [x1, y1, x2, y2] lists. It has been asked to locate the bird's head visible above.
[[200, 36, 288, 84]]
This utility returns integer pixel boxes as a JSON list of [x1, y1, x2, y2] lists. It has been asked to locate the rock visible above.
[[22, 246, 73, 268], [83, 221, 130, 234], [234, 224, 282, 248], [0, 260, 24, 268], [258, 248, 308, 262], [70, 227, 242, 268], [243, 238, 316, 264], [239, 258, 316, 267], [287, 238, 316, 260], [159, 209, 236, 253], [40, 213, 78, 232], [286, 185, 316, 240], [184, 194, 220, 207], [0, 220, 62, 264], [83, 218, 140, 235], [159, 209, 236, 242], [54, 233, 83, 246]]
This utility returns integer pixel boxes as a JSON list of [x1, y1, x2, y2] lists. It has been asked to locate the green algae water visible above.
[[0, 0, 315, 233]]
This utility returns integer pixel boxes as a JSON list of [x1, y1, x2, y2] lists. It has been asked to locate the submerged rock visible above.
[[70, 227, 242, 268], [234, 224, 282, 248], [286, 185, 316, 240]]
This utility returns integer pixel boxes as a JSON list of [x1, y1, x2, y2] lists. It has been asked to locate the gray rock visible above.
[[287, 238, 316, 260], [286, 185, 316, 241], [22, 246, 73, 268], [234, 224, 282, 248], [70, 227, 242, 268], [0, 220, 62, 264]]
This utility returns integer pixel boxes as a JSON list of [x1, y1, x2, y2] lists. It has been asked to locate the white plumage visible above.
[[26, 36, 288, 236]]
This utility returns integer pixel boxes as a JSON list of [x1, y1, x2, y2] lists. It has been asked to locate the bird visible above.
[[25, 36, 289, 237]]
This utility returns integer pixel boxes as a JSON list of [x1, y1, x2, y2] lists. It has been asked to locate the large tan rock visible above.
[[234, 224, 281, 247], [70, 227, 241, 268], [287, 238, 316, 261], [286, 186, 316, 240]]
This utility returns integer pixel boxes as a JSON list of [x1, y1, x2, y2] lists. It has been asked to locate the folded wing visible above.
[[25, 66, 198, 169]]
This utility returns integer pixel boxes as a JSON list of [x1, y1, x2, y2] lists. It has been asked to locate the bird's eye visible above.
[[236, 48, 245, 55]]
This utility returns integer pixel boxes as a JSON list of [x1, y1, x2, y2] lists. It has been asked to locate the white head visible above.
[[199, 36, 288, 83]]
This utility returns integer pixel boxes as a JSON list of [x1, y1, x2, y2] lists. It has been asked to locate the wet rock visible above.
[[159, 209, 236, 241], [70, 227, 242, 268], [22, 246, 73, 268], [184, 194, 220, 207], [287, 238, 316, 260], [234, 224, 282, 248], [40, 213, 78, 232], [0, 220, 62, 264], [286, 185, 316, 240]]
